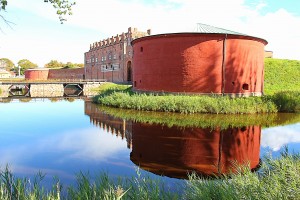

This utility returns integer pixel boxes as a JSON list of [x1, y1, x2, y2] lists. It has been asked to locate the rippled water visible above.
[[0, 98, 299, 186]]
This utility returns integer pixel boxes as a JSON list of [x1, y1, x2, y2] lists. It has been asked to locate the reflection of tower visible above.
[[84, 101, 133, 148], [83, 101, 262, 179], [130, 122, 261, 179]]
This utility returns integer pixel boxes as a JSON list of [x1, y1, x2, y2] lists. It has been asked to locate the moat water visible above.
[[0, 98, 299, 187]]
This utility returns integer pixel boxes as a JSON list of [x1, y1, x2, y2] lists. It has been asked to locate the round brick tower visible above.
[[132, 24, 267, 96]]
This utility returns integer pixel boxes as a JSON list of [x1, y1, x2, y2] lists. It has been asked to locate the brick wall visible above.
[[132, 33, 267, 96], [84, 27, 150, 82], [48, 68, 84, 80]]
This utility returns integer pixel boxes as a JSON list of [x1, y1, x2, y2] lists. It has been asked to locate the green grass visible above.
[[264, 58, 300, 95], [1, 150, 300, 199], [93, 59, 300, 114], [186, 149, 300, 200], [94, 91, 278, 114]]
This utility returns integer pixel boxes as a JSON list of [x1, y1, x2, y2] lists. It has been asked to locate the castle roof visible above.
[[195, 23, 247, 36]]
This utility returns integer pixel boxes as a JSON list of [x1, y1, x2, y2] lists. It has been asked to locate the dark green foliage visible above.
[[269, 91, 300, 113]]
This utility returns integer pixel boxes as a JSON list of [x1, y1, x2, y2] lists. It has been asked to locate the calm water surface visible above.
[[0, 98, 299, 186]]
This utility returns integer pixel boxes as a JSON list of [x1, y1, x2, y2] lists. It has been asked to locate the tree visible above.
[[62, 62, 84, 69], [45, 60, 84, 69], [45, 60, 64, 68], [18, 59, 38, 75], [0, 0, 76, 24], [0, 58, 15, 71]]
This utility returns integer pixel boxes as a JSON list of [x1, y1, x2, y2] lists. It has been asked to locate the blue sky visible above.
[[0, 0, 299, 67]]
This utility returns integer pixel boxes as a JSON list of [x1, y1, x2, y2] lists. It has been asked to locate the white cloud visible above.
[[0, 127, 128, 165], [261, 124, 300, 151], [61, 0, 300, 60], [1, 0, 300, 67]]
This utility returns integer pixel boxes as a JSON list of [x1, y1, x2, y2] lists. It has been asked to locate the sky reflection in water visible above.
[[0, 98, 299, 184]]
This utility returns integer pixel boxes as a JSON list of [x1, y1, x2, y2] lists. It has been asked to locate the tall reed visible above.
[[1, 150, 300, 199]]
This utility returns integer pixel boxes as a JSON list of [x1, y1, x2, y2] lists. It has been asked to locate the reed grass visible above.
[[93, 88, 278, 114], [185, 148, 300, 200], [93, 77, 300, 114], [1, 149, 300, 199]]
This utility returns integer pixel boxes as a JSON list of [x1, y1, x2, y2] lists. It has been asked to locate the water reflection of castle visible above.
[[84, 101, 133, 149], [84, 101, 261, 179]]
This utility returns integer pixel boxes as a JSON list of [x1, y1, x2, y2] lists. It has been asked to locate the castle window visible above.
[[242, 83, 249, 90], [140, 47, 143, 52]]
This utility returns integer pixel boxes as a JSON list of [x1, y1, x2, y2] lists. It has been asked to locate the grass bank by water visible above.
[[93, 83, 300, 114], [1, 150, 300, 199], [93, 58, 300, 114]]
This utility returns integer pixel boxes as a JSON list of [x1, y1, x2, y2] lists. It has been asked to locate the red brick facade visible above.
[[84, 27, 151, 82], [25, 69, 49, 80], [48, 68, 84, 79], [132, 33, 267, 96], [25, 68, 84, 80]]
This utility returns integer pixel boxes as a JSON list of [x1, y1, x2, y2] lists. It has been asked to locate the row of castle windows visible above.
[[86, 51, 131, 64]]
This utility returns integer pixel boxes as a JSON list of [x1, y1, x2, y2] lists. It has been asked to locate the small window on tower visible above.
[[242, 83, 249, 90]]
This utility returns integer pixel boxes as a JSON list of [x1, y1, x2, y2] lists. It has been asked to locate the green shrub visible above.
[[270, 91, 300, 113]]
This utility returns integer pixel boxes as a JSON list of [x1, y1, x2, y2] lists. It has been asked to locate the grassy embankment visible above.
[[93, 58, 300, 113], [1, 150, 300, 199]]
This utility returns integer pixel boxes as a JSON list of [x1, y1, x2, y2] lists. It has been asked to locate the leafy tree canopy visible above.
[[62, 62, 83, 69], [45, 60, 83, 69], [45, 60, 64, 68], [0, 0, 76, 23], [18, 59, 38, 75], [0, 57, 15, 71]]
